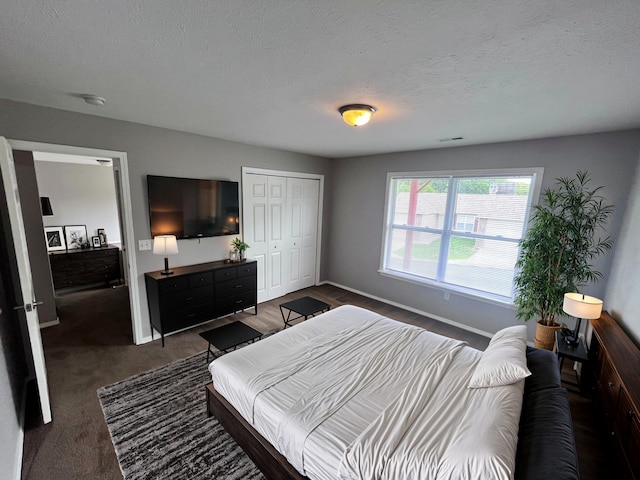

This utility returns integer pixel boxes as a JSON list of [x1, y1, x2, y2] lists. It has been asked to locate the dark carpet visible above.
[[98, 351, 264, 480]]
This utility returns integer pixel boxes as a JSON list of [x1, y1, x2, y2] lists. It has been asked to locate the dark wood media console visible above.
[[145, 260, 257, 346], [589, 311, 640, 480]]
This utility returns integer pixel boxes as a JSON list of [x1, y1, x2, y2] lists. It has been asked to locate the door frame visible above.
[[7, 140, 144, 344], [241, 167, 324, 288]]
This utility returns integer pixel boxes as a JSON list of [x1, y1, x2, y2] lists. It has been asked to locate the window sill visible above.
[[378, 269, 517, 310]]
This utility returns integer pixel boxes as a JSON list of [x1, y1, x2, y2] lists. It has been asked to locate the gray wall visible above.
[[35, 161, 121, 246], [2, 98, 639, 345], [328, 130, 640, 340], [0, 99, 332, 341], [605, 150, 640, 344]]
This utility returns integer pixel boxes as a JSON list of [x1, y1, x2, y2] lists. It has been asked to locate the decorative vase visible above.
[[229, 250, 238, 262], [239, 250, 245, 261], [534, 320, 563, 350]]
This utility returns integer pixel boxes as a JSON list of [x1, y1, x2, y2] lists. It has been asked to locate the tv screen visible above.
[[147, 175, 239, 239]]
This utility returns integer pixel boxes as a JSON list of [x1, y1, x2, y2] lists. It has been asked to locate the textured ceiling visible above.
[[1, 1, 639, 158]]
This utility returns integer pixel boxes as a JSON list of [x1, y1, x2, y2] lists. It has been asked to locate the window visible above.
[[381, 169, 543, 302]]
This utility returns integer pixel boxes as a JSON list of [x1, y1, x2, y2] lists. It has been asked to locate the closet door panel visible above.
[[266, 176, 286, 299], [301, 179, 319, 287], [285, 178, 303, 293], [243, 175, 268, 302]]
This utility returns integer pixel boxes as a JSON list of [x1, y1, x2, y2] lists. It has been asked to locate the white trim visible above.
[[377, 269, 517, 309], [242, 166, 324, 287], [135, 307, 258, 345], [322, 280, 494, 339], [242, 166, 323, 180], [39, 318, 60, 329], [7, 139, 143, 345]]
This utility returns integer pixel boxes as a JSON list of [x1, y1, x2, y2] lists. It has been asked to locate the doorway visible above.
[[7, 140, 143, 343]]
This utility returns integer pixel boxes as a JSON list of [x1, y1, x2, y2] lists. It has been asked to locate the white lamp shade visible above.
[[563, 293, 603, 319], [153, 235, 179, 255]]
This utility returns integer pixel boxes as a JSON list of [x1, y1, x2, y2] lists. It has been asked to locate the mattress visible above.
[[209, 305, 524, 480]]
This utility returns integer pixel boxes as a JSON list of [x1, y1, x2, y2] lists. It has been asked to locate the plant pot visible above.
[[534, 320, 563, 350]]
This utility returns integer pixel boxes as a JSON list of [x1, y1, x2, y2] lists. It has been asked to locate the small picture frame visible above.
[[97, 228, 108, 246], [65, 225, 88, 250], [92, 236, 101, 248], [44, 226, 66, 252]]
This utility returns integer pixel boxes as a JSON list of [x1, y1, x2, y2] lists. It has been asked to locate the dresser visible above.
[[145, 260, 257, 346], [49, 245, 121, 291], [589, 311, 640, 480]]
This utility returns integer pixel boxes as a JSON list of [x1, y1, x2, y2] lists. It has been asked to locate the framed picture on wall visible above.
[[92, 236, 101, 248], [64, 225, 88, 250], [97, 228, 107, 246], [44, 226, 66, 252]]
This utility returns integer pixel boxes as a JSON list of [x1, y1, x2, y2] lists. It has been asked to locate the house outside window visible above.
[[380, 168, 543, 302]]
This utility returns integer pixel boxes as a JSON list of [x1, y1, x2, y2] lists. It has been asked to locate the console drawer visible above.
[[160, 285, 214, 312], [216, 276, 256, 297], [216, 291, 257, 317]]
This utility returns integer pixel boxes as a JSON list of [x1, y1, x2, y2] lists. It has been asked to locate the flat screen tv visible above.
[[147, 175, 239, 239]]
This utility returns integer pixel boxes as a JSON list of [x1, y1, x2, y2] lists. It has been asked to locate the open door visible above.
[[0, 137, 51, 423]]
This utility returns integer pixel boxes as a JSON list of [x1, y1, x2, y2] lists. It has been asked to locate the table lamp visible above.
[[562, 292, 603, 345], [153, 235, 179, 275]]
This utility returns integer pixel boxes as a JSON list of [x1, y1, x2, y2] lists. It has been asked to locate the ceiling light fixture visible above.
[[81, 94, 106, 106], [338, 104, 376, 127]]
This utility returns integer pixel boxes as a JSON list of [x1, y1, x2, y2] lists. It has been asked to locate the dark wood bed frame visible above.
[[206, 383, 307, 480]]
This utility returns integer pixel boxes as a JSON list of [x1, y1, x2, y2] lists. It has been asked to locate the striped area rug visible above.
[[97, 351, 264, 480]]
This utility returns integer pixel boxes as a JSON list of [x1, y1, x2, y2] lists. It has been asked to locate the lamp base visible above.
[[160, 256, 173, 275]]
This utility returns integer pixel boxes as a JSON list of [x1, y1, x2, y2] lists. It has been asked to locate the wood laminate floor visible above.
[[22, 283, 610, 479]]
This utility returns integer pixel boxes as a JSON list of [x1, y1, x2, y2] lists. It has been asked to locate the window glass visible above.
[[382, 171, 538, 301]]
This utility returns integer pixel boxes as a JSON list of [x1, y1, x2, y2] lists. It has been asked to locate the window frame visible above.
[[379, 167, 544, 305]]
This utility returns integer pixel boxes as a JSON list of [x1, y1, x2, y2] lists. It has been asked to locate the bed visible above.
[[206, 305, 579, 480]]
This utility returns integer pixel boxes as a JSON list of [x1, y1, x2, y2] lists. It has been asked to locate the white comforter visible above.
[[209, 305, 524, 480]]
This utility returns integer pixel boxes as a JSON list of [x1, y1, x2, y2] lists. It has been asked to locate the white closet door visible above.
[[243, 171, 320, 302], [266, 176, 286, 299], [285, 178, 303, 293], [301, 179, 319, 288], [242, 174, 268, 302]]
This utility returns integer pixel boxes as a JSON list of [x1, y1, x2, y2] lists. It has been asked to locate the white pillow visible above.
[[468, 325, 531, 388]]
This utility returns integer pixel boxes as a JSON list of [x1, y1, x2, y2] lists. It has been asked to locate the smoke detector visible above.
[[80, 94, 106, 106]]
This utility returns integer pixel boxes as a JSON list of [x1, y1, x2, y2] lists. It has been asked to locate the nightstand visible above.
[[555, 330, 589, 394]]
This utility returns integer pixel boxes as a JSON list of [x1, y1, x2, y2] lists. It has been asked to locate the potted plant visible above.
[[231, 237, 250, 261], [514, 171, 613, 349]]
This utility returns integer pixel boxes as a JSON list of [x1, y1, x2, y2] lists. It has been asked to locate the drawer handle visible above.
[[187, 313, 197, 318], [235, 300, 243, 304], [608, 382, 614, 388], [200, 278, 205, 282], [628, 410, 637, 419], [235, 284, 243, 288], [185, 296, 195, 301]]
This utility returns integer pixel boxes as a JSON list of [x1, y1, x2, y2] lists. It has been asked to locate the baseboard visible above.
[[321, 280, 494, 339], [135, 309, 257, 345], [39, 318, 60, 329]]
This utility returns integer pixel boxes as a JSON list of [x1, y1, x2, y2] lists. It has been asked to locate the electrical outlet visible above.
[[139, 239, 152, 251], [443, 291, 450, 301]]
